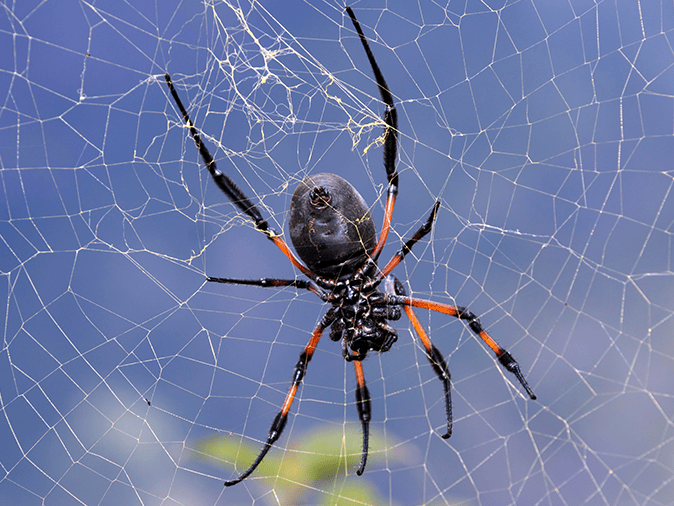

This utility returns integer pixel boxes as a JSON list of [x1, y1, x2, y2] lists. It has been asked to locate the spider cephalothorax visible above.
[[327, 269, 402, 361], [165, 6, 536, 487]]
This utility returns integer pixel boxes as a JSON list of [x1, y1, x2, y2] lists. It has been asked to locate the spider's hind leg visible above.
[[385, 275, 453, 438], [454, 306, 537, 400], [223, 309, 336, 486], [352, 357, 371, 475], [391, 295, 537, 401]]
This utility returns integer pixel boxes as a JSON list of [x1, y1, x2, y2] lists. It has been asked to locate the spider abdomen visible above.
[[289, 173, 377, 278]]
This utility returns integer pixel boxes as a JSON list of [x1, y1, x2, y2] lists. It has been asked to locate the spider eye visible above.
[[289, 173, 377, 277]]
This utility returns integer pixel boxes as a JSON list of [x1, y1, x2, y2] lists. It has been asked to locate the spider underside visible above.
[[165, 6, 536, 487]]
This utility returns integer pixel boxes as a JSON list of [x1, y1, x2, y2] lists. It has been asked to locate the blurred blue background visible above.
[[1, 0, 673, 505]]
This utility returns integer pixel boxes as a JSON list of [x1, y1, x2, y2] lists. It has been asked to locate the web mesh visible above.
[[1, 1, 673, 505]]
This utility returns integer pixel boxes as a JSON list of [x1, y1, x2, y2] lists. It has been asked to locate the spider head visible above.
[[289, 173, 376, 278]]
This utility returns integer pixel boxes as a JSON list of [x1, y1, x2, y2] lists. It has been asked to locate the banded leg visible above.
[[224, 309, 337, 487], [388, 296, 537, 400], [164, 74, 313, 279], [368, 201, 440, 287], [346, 7, 399, 260], [385, 276, 453, 438], [352, 359, 371, 475]]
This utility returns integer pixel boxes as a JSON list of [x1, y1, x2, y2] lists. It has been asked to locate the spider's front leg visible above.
[[346, 6, 398, 260], [164, 73, 314, 279], [224, 308, 337, 487]]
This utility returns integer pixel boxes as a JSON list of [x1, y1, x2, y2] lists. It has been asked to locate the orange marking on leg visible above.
[[403, 298, 507, 360], [403, 297, 459, 317], [379, 252, 402, 278], [281, 385, 299, 415], [306, 327, 323, 355], [271, 236, 313, 277], [353, 360, 365, 386], [479, 331, 502, 355], [280, 324, 324, 417], [403, 306, 433, 351], [371, 193, 396, 258]]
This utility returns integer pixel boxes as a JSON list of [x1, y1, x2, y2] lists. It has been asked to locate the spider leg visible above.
[[364, 201, 440, 289], [388, 296, 537, 400], [346, 7, 398, 261], [352, 359, 371, 475], [224, 309, 336, 487], [406, 306, 453, 438], [207, 277, 330, 301], [384, 275, 453, 438], [164, 74, 313, 278]]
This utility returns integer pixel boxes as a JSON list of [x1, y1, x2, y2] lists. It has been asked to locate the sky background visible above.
[[1, 0, 674, 505]]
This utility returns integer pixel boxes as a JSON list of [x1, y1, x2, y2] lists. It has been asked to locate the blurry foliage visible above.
[[196, 426, 408, 505]]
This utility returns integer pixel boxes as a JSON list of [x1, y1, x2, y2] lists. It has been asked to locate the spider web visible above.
[[2, 0, 673, 505]]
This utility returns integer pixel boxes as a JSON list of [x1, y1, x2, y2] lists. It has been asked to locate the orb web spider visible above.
[[165, 6, 536, 487]]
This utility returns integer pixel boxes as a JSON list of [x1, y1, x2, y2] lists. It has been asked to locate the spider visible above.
[[165, 7, 536, 487]]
